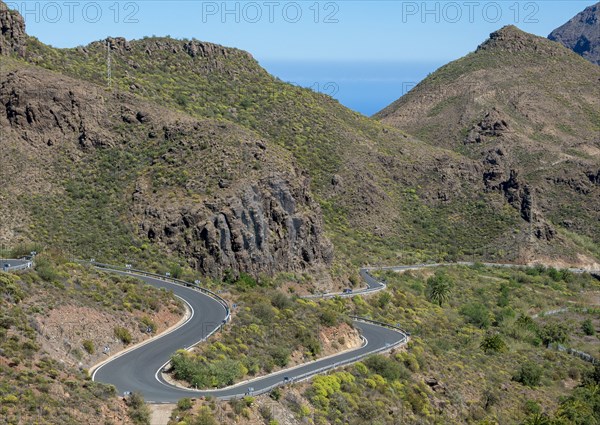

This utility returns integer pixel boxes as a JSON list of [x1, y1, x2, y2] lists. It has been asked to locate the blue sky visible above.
[[6, 1, 595, 114]]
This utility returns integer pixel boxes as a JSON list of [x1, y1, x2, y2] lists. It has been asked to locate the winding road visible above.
[[89, 266, 408, 403], [9, 258, 594, 403]]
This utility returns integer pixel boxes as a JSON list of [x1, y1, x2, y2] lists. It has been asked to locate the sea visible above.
[[260, 60, 445, 116]]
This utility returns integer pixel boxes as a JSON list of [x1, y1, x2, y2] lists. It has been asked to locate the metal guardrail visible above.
[[1, 258, 34, 272], [349, 315, 411, 337], [82, 260, 408, 399], [200, 271, 410, 399], [222, 317, 410, 400], [303, 269, 387, 300], [87, 262, 231, 323], [368, 261, 600, 276], [296, 261, 600, 393]]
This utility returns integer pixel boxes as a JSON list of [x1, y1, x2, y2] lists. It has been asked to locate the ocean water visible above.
[[259, 60, 445, 116]]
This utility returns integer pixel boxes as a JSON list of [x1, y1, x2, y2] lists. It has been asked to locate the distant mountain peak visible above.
[[477, 25, 559, 55], [548, 2, 599, 65]]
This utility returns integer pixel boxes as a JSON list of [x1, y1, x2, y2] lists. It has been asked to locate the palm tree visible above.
[[425, 272, 453, 307]]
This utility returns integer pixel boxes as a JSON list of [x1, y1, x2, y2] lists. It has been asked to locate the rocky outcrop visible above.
[[499, 170, 532, 222], [497, 170, 557, 241], [106, 37, 131, 53], [0, 2, 26, 57], [587, 169, 600, 185], [1, 70, 113, 149], [1, 64, 333, 279], [183, 40, 231, 59], [464, 109, 509, 144], [477, 25, 571, 58], [137, 177, 333, 278], [549, 2, 600, 65], [87, 36, 259, 77]]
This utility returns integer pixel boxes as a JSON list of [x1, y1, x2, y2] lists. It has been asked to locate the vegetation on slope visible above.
[[1, 57, 333, 281], [375, 26, 600, 259], [9, 31, 531, 268], [166, 265, 599, 425], [3, 3, 595, 271], [0, 255, 182, 424], [169, 273, 357, 389]]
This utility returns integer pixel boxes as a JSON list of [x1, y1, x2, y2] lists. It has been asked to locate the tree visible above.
[[426, 272, 454, 307]]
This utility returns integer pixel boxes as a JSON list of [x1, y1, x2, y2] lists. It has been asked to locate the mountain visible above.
[[2, 4, 600, 424], [0, 60, 338, 279], [1, 1, 598, 281], [375, 26, 600, 267], [0, 5, 335, 280], [549, 2, 600, 65]]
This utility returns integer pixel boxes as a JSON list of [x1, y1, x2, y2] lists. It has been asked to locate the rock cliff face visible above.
[[549, 2, 600, 65], [0, 2, 26, 56], [135, 176, 333, 278]]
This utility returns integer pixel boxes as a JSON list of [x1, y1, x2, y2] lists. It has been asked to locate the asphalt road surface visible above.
[[1, 258, 33, 271], [91, 269, 407, 402]]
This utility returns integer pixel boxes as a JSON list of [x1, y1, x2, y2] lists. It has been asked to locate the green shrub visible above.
[[177, 397, 193, 410], [194, 406, 218, 425], [140, 316, 156, 334], [537, 322, 569, 346], [269, 346, 291, 367], [235, 272, 258, 290], [269, 388, 281, 400], [319, 309, 339, 326], [126, 392, 151, 424], [582, 318, 595, 336], [480, 333, 507, 354], [169, 264, 183, 279], [270, 292, 291, 310], [497, 282, 510, 307], [114, 327, 132, 345], [364, 355, 407, 381], [514, 362, 543, 387], [35, 258, 59, 282], [460, 302, 491, 329], [82, 339, 95, 354]]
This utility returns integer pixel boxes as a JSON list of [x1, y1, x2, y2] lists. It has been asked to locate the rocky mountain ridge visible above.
[[375, 25, 600, 266], [1, 3, 599, 276], [549, 2, 600, 65]]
